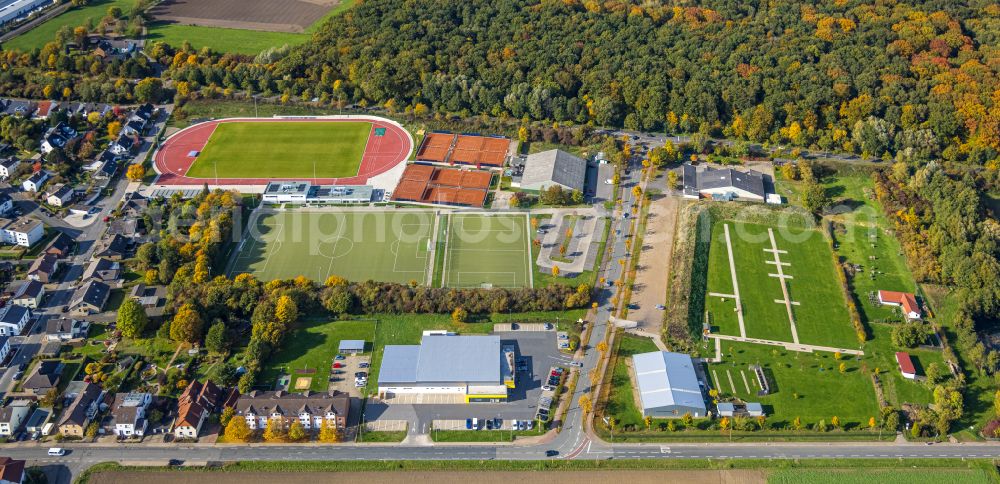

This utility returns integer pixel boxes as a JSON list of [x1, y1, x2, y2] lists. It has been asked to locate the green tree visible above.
[[134, 77, 164, 103], [116, 298, 148, 338], [205, 321, 228, 354], [801, 181, 829, 214]]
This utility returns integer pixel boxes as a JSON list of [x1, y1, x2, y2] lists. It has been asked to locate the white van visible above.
[[47, 448, 65, 456]]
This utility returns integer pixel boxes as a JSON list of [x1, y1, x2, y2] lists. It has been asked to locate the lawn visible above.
[[441, 213, 532, 289], [186, 121, 371, 179], [228, 210, 434, 284], [707, 341, 879, 426], [3, 0, 133, 52], [768, 468, 992, 484], [261, 319, 376, 392], [705, 220, 856, 348]]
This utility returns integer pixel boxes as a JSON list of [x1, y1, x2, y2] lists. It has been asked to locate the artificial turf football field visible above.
[[185, 121, 371, 179], [705, 220, 856, 348], [229, 210, 434, 283], [229, 211, 534, 288]]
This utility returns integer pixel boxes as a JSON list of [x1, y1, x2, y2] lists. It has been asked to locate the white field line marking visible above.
[[723, 224, 746, 338], [767, 228, 799, 345]]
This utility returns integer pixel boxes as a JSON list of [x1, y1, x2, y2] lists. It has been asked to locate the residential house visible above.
[[57, 382, 104, 437], [33, 101, 54, 120], [93, 39, 137, 61], [45, 184, 73, 207], [94, 234, 128, 260], [1, 217, 43, 247], [173, 380, 226, 439], [27, 253, 59, 283], [11, 280, 44, 309], [132, 103, 155, 123], [129, 284, 162, 309], [21, 360, 63, 396], [0, 305, 30, 337], [0, 158, 19, 179], [107, 218, 143, 239], [110, 392, 151, 438], [69, 280, 110, 315], [878, 290, 922, 320], [122, 119, 145, 137], [896, 352, 918, 380], [82, 258, 121, 284], [1, 99, 34, 117], [235, 390, 350, 431], [0, 193, 12, 217], [0, 401, 32, 437], [108, 134, 135, 156], [42, 232, 73, 258], [120, 192, 147, 218], [21, 171, 49, 193], [0, 336, 9, 364], [84, 150, 116, 172], [45, 318, 88, 341], [39, 122, 76, 154], [0, 457, 24, 484], [95, 159, 118, 180]]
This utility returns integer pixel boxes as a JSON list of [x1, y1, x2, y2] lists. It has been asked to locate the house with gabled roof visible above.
[[235, 390, 350, 431], [682, 164, 767, 201], [878, 290, 922, 320]]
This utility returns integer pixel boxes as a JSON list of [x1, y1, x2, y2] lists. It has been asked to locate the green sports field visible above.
[[186, 121, 371, 179], [705, 220, 855, 348], [440, 213, 533, 289], [229, 210, 434, 283]]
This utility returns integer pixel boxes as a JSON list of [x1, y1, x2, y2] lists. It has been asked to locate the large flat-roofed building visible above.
[[632, 351, 707, 418], [262, 181, 373, 204], [516, 149, 586, 193], [378, 334, 507, 403]]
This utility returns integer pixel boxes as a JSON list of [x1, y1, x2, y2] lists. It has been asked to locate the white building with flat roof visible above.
[[262, 181, 373, 204], [377, 334, 507, 403]]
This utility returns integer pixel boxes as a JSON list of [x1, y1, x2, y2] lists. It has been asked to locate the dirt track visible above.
[[93, 469, 767, 484], [149, 0, 340, 33]]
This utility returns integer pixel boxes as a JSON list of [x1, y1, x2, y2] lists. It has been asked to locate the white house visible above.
[[0, 158, 19, 179], [2, 217, 44, 247], [12, 280, 44, 309], [111, 392, 151, 437], [878, 290, 922, 320], [0, 305, 30, 336], [0, 336, 10, 365], [45, 318, 88, 341], [0, 400, 31, 437], [45, 184, 73, 207], [896, 352, 918, 380], [0, 193, 13, 217], [21, 170, 50, 193]]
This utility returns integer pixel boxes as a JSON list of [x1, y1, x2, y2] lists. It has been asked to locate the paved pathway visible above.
[[707, 333, 864, 356]]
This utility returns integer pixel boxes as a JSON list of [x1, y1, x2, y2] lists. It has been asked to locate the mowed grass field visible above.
[[261, 319, 376, 392], [441, 213, 533, 289], [229, 210, 434, 283], [708, 342, 879, 425], [705, 220, 856, 348], [2, 0, 132, 52], [186, 121, 371, 179]]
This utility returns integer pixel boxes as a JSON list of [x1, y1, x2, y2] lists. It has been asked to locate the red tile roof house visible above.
[[0, 457, 25, 484], [877, 290, 922, 320], [896, 352, 918, 380]]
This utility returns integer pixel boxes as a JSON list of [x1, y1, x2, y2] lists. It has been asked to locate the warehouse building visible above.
[[377, 334, 508, 403], [515, 149, 587, 192], [632, 351, 707, 418]]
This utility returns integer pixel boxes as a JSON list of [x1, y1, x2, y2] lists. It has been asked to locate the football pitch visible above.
[[441, 213, 533, 289], [229, 210, 434, 284], [185, 121, 371, 179], [229, 210, 534, 288], [705, 220, 856, 348]]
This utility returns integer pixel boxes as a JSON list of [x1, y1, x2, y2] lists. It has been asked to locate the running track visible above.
[[152, 117, 412, 186]]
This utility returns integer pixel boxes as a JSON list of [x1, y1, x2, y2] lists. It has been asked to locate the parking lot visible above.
[[327, 354, 370, 397], [363, 330, 576, 436]]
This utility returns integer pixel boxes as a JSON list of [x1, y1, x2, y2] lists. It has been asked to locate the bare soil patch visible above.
[[92, 470, 767, 484], [149, 0, 340, 33], [630, 194, 681, 333]]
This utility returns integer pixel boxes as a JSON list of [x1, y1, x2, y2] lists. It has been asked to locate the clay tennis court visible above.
[[451, 134, 510, 167], [149, 0, 340, 33], [153, 116, 412, 186], [391, 164, 491, 207], [416, 132, 455, 162]]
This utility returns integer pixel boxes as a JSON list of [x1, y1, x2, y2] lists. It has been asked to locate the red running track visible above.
[[153, 117, 412, 186]]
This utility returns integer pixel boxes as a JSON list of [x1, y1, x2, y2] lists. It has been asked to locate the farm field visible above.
[[186, 121, 371, 179], [229, 210, 434, 284], [441, 213, 533, 289], [705, 220, 856, 349]]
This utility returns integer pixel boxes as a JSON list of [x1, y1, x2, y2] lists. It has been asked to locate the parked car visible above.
[[544, 323, 554, 330], [485, 419, 494, 430], [354, 372, 367, 378], [358, 362, 370, 368], [335, 355, 345, 360], [570, 361, 583, 368], [466, 418, 473, 430], [541, 385, 553, 392], [546, 450, 559, 457]]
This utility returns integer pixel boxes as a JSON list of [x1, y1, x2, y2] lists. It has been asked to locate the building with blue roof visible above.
[[377, 334, 507, 403]]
